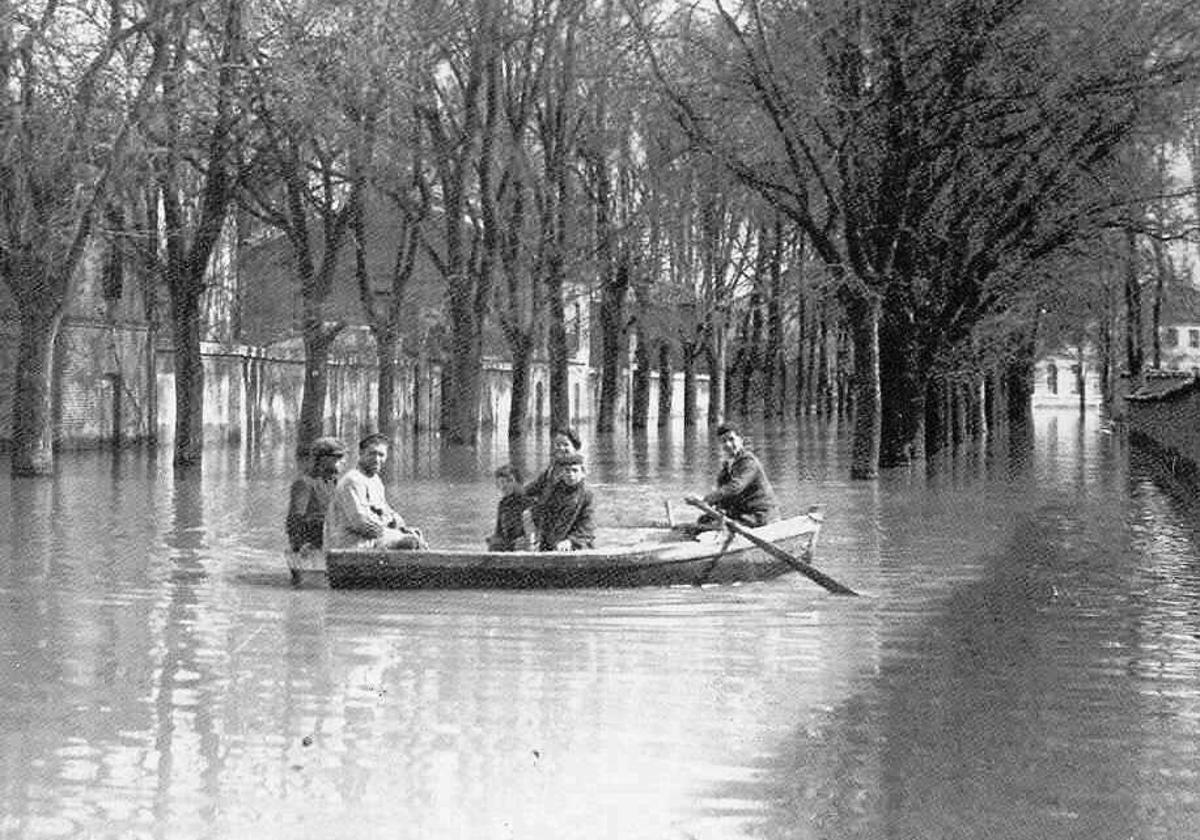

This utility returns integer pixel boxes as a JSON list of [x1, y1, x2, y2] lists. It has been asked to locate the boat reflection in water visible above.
[[1, 412, 1199, 839]]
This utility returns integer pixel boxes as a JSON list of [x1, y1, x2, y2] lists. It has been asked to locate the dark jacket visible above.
[[522, 464, 557, 505], [487, 491, 529, 551], [531, 481, 595, 550], [704, 449, 778, 526]]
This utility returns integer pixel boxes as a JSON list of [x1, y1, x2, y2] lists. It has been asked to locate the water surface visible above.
[[1, 412, 1198, 839]]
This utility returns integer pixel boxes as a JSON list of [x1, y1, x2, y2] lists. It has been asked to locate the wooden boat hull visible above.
[[313, 511, 822, 590]]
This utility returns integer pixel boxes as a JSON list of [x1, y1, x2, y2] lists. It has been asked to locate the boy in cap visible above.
[[529, 451, 595, 551], [286, 436, 346, 551], [487, 464, 530, 551]]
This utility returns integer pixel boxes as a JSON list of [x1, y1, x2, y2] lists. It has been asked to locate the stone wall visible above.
[[1, 316, 708, 450], [1127, 375, 1200, 480]]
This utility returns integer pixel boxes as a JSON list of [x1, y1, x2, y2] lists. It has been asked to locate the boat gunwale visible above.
[[324, 512, 819, 567]]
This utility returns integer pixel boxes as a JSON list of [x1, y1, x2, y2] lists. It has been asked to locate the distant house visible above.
[[1032, 346, 1103, 408], [1154, 282, 1200, 376]]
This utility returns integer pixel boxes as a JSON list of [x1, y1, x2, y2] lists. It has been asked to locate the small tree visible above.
[[0, 0, 176, 474]]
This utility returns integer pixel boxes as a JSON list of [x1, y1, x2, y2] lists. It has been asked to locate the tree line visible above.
[[2, 0, 1199, 478]]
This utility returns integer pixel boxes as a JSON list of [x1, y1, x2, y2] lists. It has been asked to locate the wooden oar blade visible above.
[[683, 498, 857, 596]]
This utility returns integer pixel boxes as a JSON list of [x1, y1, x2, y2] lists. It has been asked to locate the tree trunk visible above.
[[171, 288, 205, 467], [845, 294, 881, 480], [596, 260, 628, 433], [1123, 227, 1143, 385], [444, 278, 482, 445], [298, 322, 340, 452], [631, 329, 651, 430], [375, 331, 399, 439], [657, 341, 672, 427], [953, 381, 968, 447], [816, 310, 831, 415], [508, 335, 533, 441], [1005, 335, 1037, 426], [1150, 236, 1167, 370], [546, 268, 570, 431], [682, 344, 698, 428], [924, 376, 946, 454], [709, 322, 727, 427], [11, 305, 64, 475], [879, 315, 926, 466]]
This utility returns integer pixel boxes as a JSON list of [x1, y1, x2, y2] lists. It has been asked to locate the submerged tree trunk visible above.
[[657, 342, 673, 427], [708, 322, 727, 427], [298, 321, 342, 450], [631, 329, 652, 430], [444, 278, 484, 445], [878, 315, 926, 467], [1123, 227, 1144, 386], [845, 294, 881, 480], [170, 287, 206, 467], [508, 335, 533, 441], [682, 344, 698, 427], [11, 304, 64, 475], [375, 330, 400, 439]]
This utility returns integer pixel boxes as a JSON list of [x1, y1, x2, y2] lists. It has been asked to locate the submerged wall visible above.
[[2, 318, 709, 450], [1127, 374, 1200, 482]]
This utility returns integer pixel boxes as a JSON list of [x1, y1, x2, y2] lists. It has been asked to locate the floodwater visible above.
[[1, 411, 1198, 840]]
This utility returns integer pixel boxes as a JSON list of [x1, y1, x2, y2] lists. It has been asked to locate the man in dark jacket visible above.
[[685, 423, 778, 527]]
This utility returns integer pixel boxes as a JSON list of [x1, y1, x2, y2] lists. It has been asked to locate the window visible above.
[[1164, 328, 1179, 347], [1070, 364, 1081, 394], [1046, 363, 1058, 395], [1189, 329, 1199, 348]]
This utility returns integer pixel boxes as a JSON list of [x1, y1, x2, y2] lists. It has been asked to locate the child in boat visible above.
[[529, 452, 595, 551], [524, 426, 582, 505], [486, 464, 530, 551], [286, 436, 346, 551]]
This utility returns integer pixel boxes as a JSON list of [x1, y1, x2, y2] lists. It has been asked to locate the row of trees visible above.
[[3, 0, 1199, 477]]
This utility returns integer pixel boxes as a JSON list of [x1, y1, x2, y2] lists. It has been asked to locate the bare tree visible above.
[[149, 0, 246, 467], [240, 0, 376, 454], [0, 0, 179, 474], [638, 0, 1200, 477]]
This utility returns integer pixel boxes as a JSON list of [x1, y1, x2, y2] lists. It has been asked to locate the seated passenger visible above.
[[324, 433, 427, 551], [486, 464, 530, 551], [286, 436, 346, 552], [524, 426, 582, 504], [684, 423, 778, 530], [529, 452, 595, 551]]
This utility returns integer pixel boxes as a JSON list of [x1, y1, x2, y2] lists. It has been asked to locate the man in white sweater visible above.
[[324, 433, 426, 550]]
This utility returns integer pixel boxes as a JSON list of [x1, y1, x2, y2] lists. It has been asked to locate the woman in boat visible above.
[[286, 436, 346, 552], [523, 426, 582, 504], [684, 423, 778, 529], [529, 452, 595, 551]]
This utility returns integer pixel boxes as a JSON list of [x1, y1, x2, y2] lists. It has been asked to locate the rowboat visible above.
[[285, 506, 825, 590]]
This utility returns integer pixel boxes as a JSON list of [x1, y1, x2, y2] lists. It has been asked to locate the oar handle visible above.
[[683, 497, 857, 596]]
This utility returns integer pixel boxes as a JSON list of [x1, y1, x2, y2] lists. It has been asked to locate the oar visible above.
[[684, 498, 858, 596]]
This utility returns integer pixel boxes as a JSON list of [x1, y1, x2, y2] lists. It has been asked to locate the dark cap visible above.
[[556, 451, 585, 466], [310, 436, 347, 457], [715, 423, 740, 437]]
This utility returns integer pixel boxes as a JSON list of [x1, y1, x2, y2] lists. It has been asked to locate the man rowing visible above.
[[684, 423, 778, 531]]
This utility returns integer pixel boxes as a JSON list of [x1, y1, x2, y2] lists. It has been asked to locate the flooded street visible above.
[[1, 412, 1199, 839]]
